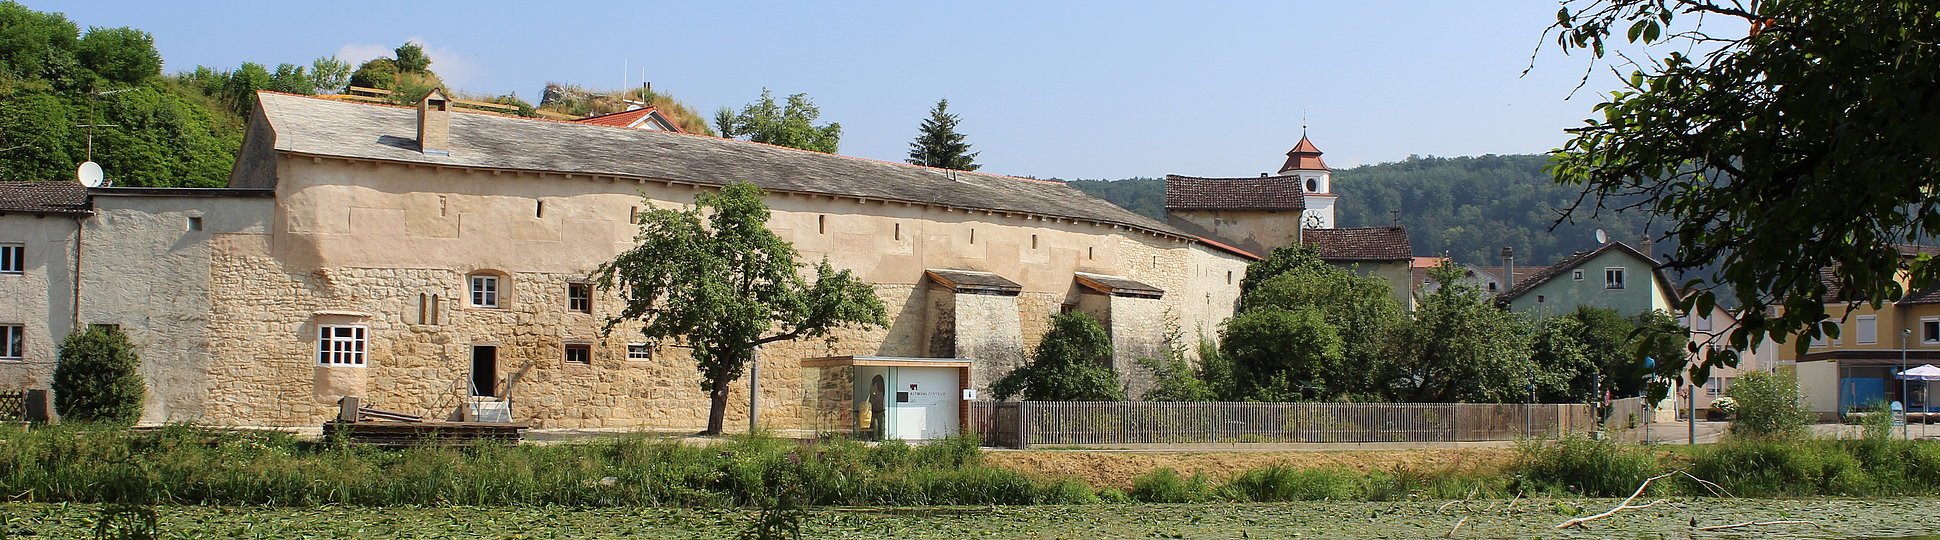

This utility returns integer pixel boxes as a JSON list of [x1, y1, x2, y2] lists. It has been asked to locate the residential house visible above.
[[1780, 246, 1940, 419], [1497, 241, 1680, 319]]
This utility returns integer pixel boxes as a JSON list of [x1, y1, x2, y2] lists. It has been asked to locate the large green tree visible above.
[[992, 311, 1124, 401], [1220, 306, 1345, 401], [1240, 256, 1403, 399], [1545, 0, 1940, 357], [715, 89, 842, 153], [594, 182, 886, 435], [906, 98, 979, 170], [1388, 265, 1537, 403]]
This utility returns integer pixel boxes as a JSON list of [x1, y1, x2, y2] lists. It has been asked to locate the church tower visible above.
[[1278, 133, 1334, 228]]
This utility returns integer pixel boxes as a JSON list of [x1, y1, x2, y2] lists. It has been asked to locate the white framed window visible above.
[[1856, 315, 1878, 345], [1705, 378, 1721, 396], [1604, 268, 1627, 289], [1696, 314, 1714, 332], [0, 244, 22, 274], [626, 343, 653, 361], [317, 325, 367, 366], [1572, 270, 1584, 281], [470, 275, 500, 307], [1923, 318, 1939, 344], [1, 325, 22, 360]]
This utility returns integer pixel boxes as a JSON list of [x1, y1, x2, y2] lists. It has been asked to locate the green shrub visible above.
[[1220, 465, 1361, 501], [1511, 436, 1657, 497], [52, 326, 145, 424], [1129, 468, 1214, 503], [1725, 371, 1811, 438], [1690, 438, 1867, 496]]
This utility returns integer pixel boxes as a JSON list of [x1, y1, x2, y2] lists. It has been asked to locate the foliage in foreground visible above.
[[991, 312, 1124, 402], [1725, 371, 1813, 438], [0, 426, 1099, 507]]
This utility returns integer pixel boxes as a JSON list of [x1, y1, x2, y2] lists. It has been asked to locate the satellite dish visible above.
[[77, 161, 104, 188], [1594, 228, 1608, 244]]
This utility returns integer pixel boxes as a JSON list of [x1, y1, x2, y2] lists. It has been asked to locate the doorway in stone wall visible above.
[[471, 345, 498, 397]]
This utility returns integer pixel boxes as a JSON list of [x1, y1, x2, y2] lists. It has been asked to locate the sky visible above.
[[29, 1, 1630, 180]]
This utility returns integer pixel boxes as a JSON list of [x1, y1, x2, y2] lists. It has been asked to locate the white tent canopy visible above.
[[1896, 364, 1940, 381]]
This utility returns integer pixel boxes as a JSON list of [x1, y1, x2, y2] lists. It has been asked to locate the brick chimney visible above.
[[417, 89, 451, 156], [1500, 245, 1516, 291]]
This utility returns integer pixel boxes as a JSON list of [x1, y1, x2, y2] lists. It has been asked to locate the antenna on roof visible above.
[[1594, 228, 1609, 244], [77, 161, 104, 188], [1301, 110, 1308, 137]]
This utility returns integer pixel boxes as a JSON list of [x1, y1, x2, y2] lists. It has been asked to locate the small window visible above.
[[1226, 270, 1233, 285], [629, 206, 639, 224], [439, 196, 449, 217], [430, 294, 441, 324], [536, 200, 545, 218], [969, 228, 975, 244], [1488, 282, 1498, 292], [1922, 318, 1938, 344], [1031, 234, 1038, 249], [317, 325, 367, 366], [1572, 270, 1584, 281], [1856, 315, 1877, 345], [470, 275, 500, 307], [1088, 247, 1094, 260], [568, 282, 592, 313], [1604, 268, 1627, 289], [894, 223, 901, 241], [1696, 315, 1713, 332], [417, 293, 429, 324], [626, 343, 653, 361], [564, 343, 592, 364], [187, 217, 204, 231], [818, 215, 827, 234], [1705, 379, 1721, 396], [0, 325, 22, 360], [1537, 294, 1546, 303], [1306, 178, 1318, 192], [0, 244, 22, 274]]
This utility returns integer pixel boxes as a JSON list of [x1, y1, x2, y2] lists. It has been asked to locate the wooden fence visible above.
[[1602, 396, 1652, 430], [971, 401, 1595, 448]]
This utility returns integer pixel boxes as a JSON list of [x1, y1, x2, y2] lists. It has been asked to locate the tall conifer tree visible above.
[[906, 99, 980, 171]]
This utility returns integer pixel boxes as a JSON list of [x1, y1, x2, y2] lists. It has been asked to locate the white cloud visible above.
[[333, 37, 482, 92]]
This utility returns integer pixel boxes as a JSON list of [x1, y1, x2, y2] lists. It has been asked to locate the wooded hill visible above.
[[1064, 154, 1658, 268]]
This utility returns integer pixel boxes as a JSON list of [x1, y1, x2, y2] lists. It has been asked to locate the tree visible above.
[[52, 326, 144, 423], [991, 312, 1124, 401], [268, 63, 314, 95], [1545, 0, 1940, 360], [309, 56, 351, 94], [75, 26, 160, 85], [1388, 264, 1536, 403], [906, 98, 979, 170], [348, 58, 397, 90], [1243, 264, 1403, 398], [221, 62, 270, 117], [393, 41, 431, 73], [1237, 244, 1329, 300], [1631, 309, 1696, 403], [594, 182, 885, 435], [715, 89, 842, 153], [0, 1, 80, 86], [1220, 307, 1344, 401], [1724, 371, 1811, 438]]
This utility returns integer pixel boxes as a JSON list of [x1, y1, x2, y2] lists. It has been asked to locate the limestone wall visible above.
[[1165, 208, 1302, 256], [75, 194, 273, 424], [0, 214, 80, 392]]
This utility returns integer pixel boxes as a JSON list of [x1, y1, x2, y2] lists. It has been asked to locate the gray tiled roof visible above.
[[252, 93, 1185, 238], [0, 181, 90, 215], [1074, 272, 1165, 298], [925, 269, 1022, 295]]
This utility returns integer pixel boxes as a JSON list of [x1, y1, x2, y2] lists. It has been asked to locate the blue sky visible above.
[[31, 1, 1624, 179]]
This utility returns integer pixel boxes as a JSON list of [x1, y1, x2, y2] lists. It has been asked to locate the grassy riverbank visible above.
[[4, 499, 1938, 539], [2, 425, 1938, 508]]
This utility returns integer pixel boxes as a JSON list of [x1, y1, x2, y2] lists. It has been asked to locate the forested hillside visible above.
[[1066, 154, 1657, 267]]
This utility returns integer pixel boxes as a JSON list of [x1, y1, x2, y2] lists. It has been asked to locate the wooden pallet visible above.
[[323, 420, 529, 447]]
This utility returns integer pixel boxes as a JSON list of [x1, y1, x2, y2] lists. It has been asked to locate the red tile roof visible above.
[[1302, 226, 1412, 261], [1163, 175, 1305, 211], [1279, 135, 1328, 172], [0, 181, 90, 215], [573, 107, 682, 132]]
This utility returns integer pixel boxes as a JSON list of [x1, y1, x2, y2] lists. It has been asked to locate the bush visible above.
[[1511, 436, 1657, 497], [1220, 465, 1361, 501], [52, 326, 145, 423], [1725, 371, 1812, 438], [1690, 438, 1868, 496], [1129, 468, 1214, 503]]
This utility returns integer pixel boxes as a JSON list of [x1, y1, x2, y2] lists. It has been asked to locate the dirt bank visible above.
[[983, 447, 1517, 489]]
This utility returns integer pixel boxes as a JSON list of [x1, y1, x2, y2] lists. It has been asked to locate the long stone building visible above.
[[0, 91, 1279, 430]]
